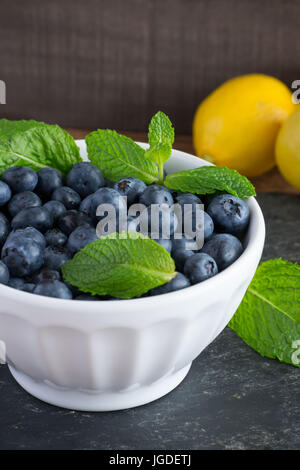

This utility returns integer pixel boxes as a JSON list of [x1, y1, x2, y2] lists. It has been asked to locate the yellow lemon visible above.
[[193, 74, 295, 177], [275, 109, 300, 190]]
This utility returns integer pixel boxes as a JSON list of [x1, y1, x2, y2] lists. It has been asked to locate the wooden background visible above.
[[1, 0, 300, 192], [1, 0, 300, 132]]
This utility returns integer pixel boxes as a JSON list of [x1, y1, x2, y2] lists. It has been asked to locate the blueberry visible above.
[[2, 166, 38, 193], [113, 177, 147, 205], [150, 237, 172, 253], [6, 227, 46, 249], [57, 210, 94, 236], [45, 228, 67, 247], [66, 162, 104, 198], [43, 200, 66, 222], [8, 191, 41, 217], [63, 280, 80, 297], [33, 268, 61, 283], [203, 212, 214, 240], [43, 246, 71, 271], [33, 280, 72, 299], [172, 236, 197, 252], [204, 191, 226, 208], [175, 195, 213, 242], [180, 210, 214, 242], [52, 186, 81, 210], [0, 181, 11, 206], [8, 277, 25, 290], [201, 233, 243, 271], [149, 273, 191, 296], [0, 213, 10, 246], [11, 206, 53, 232], [0, 260, 9, 285], [67, 226, 97, 254], [101, 215, 138, 236], [172, 249, 194, 272], [143, 204, 178, 238], [176, 193, 202, 206], [207, 194, 250, 235], [1, 238, 44, 277], [79, 194, 94, 215], [8, 279, 35, 293], [36, 168, 63, 197], [75, 294, 99, 301], [139, 185, 174, 206], [184, 253, 218, 284], [23, 283, 36, 293], [89, 187, 127, 221]]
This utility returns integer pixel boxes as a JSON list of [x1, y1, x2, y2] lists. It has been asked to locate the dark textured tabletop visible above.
[[1, 193, 300, 450]]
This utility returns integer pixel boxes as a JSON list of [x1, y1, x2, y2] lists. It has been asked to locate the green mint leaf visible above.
[[86, 129, 158, 184], [148, 111, 175, 149], [0, 118, 46, 139], [145, 142, 171, 165], [164, 166, 256, 199], [62, 232, 176, 299], [229, 259, 300, 368], [0, 124, 82, 175], [145, 111, 174, 165]]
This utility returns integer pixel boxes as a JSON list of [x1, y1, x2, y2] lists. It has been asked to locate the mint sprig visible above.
[[85, 112, 255, 199], [0, 124, 82, 175], [229, 259, 300, 367], [164, 166, 256, 199], [0, 118, 46, 139], [0, 113, 256, 201], [62, 232, 176, 299], [86, 129, 158, 184], [145, 111, 174, 183]]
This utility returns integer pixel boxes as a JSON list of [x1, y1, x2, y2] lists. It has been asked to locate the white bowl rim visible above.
[[0, 140, 265, 312]]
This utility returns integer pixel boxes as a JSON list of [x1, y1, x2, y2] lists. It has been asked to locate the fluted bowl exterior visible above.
[[0, 141, 265, 411]]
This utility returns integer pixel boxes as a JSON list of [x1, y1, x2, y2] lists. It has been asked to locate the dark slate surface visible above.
[[1, 193, 300, 450]]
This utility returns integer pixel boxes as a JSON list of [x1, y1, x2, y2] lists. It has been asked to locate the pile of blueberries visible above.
[[0, 162, 250, 299]]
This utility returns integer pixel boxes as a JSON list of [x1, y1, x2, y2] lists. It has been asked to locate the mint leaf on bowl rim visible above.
[[86, 129, 159, 184], [229, 259, 300, 368], [0, 124, 82, 175], [0, 118, 46, 140], [164, 166, 256, 199], [62, 232, 176, 299]]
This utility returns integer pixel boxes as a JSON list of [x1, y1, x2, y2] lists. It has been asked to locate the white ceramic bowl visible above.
[[0, 141, 265, 411]]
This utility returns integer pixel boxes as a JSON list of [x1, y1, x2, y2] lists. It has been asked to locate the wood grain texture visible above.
[[67, 128, 300, 194], [0, 0, 300, 133]]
